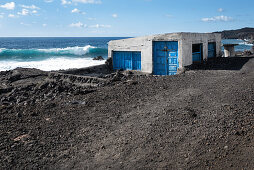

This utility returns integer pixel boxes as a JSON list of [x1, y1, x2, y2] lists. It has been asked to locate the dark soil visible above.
[[1, 57, 254, 169]]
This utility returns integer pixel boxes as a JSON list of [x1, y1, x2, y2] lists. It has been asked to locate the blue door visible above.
[[192, 44, 202, 63], [124, 52, 132, 70], [113, 51, 124, 70], [153, 41, 178, 75], [113, 51, 141, 71], [208, 42, 216, 59], [132, 52, 141, 70]]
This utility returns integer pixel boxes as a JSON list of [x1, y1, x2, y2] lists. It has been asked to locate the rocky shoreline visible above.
[[215, 27, 254, 40], [1, 56, 254, 169]]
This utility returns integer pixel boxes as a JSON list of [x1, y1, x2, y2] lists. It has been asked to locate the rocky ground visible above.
[[0, 56, 254, 169]]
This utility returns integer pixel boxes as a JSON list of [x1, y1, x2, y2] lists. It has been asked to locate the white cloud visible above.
[[17, 8, 38, 16], [62, 0, 101, 5], [0, 2, 15, 10], [71, 8, 86, 14], [0, 15, 3, 19], [20, 5, 40, 10], [90, 24, 111, 28], [42, 24, 47, 27], [201, 15, 232, 22], [112, 14, 118, 18], [218, 8, 224, 12], [62, 0, 71, 5], [69, 22, 87, 28], [8, 14, 17, 18], [45, 0, 54, 2], [18, 9, 29, 16], [31, 10, 38, 14], [69, 22, 110, 29], [72, 0, 102, 4], [71, 8, 80, 13]]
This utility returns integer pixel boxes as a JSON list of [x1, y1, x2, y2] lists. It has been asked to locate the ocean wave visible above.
[[38, 45, 95, 55], [239, 42, 253, 46], [0, 45, 108, 60], [0, 57, 105, 71]]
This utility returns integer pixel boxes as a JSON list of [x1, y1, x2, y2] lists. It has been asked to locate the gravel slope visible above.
[[0, 57, 254, 169]]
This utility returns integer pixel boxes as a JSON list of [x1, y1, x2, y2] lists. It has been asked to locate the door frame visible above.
[[192, 43, 203, 63], [112, 51, 141, 71], [208, 42, 216, 59], [152, 41, 179, 75]]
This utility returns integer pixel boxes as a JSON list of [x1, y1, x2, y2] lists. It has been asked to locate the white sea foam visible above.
[[0, 45, 98, 57], [0, 48, 5, 53], [0, 57, 105, 71], [239, 42, 253, 46], [38, 45, 96, 55]]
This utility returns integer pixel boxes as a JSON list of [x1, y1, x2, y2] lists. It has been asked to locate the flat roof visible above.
[[109, 32, 221, 44]]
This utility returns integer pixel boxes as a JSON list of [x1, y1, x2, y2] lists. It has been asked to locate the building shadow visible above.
[[187, 57, 254, 71]]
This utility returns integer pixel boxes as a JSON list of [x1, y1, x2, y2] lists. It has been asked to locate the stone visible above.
[[93, 56, 104, 60], [105, 57, 113, 70], [13, 134, 31, 142]]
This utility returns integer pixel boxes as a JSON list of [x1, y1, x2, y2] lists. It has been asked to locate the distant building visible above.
[[108, 32, 221, 75]]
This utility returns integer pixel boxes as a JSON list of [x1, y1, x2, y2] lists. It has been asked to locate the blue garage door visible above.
[[192, 44, 203, 63], [208, 42, 216, 59], [113, 51, 141, 71], [153, 41, 178, 75], [132, 52, 141, 70]]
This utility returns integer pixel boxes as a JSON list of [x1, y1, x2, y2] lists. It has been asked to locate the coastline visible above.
[[0, 38, 253, 72]]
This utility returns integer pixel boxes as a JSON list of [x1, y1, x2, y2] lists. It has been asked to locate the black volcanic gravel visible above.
[[1, 57, 254, 169]]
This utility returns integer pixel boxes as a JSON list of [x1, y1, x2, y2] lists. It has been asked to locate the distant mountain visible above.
[[215, 27, 254, 40]]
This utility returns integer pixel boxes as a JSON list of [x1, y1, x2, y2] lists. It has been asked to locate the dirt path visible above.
[[1, 57, 254, 169]]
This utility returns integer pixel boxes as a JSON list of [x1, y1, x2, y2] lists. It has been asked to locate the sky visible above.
[[0, 0, 253, 37]]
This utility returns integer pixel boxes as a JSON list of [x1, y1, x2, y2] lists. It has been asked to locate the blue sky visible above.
[[0, 0, 253, 37]]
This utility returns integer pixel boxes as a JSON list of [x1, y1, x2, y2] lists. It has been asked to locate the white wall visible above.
[[108, 33, 222, 74]]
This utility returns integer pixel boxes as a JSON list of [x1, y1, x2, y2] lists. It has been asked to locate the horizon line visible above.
[[0, 36, 133, 38]]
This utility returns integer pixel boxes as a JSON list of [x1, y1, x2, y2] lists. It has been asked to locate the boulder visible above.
[[93, 56, 104, 60], [105, 57, 113, 70]]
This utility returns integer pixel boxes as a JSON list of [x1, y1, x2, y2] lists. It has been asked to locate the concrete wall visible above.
[[108, 32, 221, 74], [179, 33, 221, 67], [108, 35, 155, 73]]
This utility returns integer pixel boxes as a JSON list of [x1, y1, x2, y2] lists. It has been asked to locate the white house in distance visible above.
[[108, 32, 221, 75]]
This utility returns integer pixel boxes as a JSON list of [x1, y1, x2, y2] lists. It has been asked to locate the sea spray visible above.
[[0, 45, 107, 71], [0, 45, 108, 61], [0, 57, 105, 71], [0, 37, 127, 71]]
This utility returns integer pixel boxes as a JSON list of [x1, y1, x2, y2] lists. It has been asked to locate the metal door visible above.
[[192, 44, 202, 63], [113, 51, 124, 70], [113, 51, 141, 71], [124, 52, 132, 70], [166, 42, 178, 75], [132, 52, 141, 70], [208, 42, 216, 59], [153, 41, 178, 75]]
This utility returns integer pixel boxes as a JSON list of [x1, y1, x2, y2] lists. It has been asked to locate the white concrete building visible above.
[[108, 32, 221, 75]]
